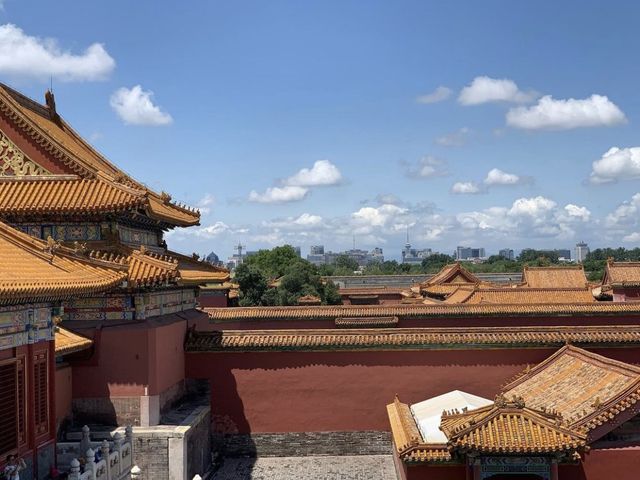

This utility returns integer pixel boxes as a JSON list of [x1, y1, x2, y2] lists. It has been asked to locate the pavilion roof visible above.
[[522, 265, 589, 289], [421, 263, 482, 288], [0, 83, 199, 228], [603, 260, 640, 287], [441, 400, 587, 454], [503, 345, 640, 433], [460, 287, 595, 304], [0, 220, 126, 305], [85, 245, 228, 288]]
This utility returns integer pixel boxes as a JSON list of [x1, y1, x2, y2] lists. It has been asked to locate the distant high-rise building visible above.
[[498, 248, 514, 261], [555, 249, 571, 261], [456, 246, 486, 260], [293, 246, 301, 257], [575, 242, 590, 263], [310, 245, 324, 255]]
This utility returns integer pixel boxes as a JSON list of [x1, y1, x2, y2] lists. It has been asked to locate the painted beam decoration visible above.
[[0, 304, 53, 350]]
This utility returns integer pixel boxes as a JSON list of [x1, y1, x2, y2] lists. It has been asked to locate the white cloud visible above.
[[509, 196, 556, 217], [606, 193, 640, 228], [352, 204, 407, 227], [435, 127, 470, 147], [190, 222, 231, 238], [285, 159, 342, 187], [506, 94, 626, 130], [451, 181, 482, 194], [562, 204, 591, 222], [416, 86, 452, 104], [590, 147, 640, 184], [248, 185, 309, 204], [196, 193, 216, 214], [484, 168, 520, 186], [0, 24, 115, 81], [623, 232, 640, 243], [264, 213, 324, 229], [404, 156, 447, 178], [458, 76, 536, 106], [110, 85, 173, 126]]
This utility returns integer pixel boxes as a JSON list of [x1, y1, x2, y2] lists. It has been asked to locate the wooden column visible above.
[[473, 458, 482, 480], [551, 458, 559, 480]]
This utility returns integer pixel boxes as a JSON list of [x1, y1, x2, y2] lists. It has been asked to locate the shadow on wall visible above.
[[209, 369, 256, 479]]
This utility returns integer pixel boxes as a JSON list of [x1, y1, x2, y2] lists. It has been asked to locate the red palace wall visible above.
[[55, 364, 73, 429], [186, 346, 640, 434], [72, 316, 187, 398]]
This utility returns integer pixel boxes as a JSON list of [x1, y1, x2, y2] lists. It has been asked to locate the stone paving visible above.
[[211, 455, 398, 480]]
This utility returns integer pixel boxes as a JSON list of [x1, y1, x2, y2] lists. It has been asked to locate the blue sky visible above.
[[3, 1, 640, 260]]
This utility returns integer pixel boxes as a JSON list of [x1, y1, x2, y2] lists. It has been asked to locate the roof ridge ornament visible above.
[[44, 235, 60, 257], [45, 89, 60, 123]]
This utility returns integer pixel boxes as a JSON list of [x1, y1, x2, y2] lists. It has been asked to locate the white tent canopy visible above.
[[410, 390, 492, 443]]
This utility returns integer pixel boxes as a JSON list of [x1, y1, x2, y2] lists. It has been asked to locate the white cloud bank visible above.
[[590, 147, 640, 184], [451, 181, 482, 194], [404, 156, 447, 179], [435, 127, 470, 147], [0, 24, 115, 81], [506, 95, 626, 130], [110, 85, 173, 126], [285, 159, 343, 187], [248, 185, 308, 204], [484, 168, 521, 186], [248, 160, 343, 204], [416, 86, 452, 104], [458, 76, 536, 105]]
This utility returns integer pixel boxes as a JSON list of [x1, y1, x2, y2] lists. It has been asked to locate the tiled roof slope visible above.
[[463, 287, 595, 304], [603, 260, 640, 287], [0, 221, 126, 304], [387, 397, 452, 463], [55, 326, 93, 356], [206, 302, 640, 321], [0, 177, 146, 215], [504, 345, 640, 433], [86, 246, 228, 287], [442, 403, 586, 454], [185, 325, 640, 352], [523, 266, 589, 288], [421, 263, 481, 287], [0, 84, 199, 227]]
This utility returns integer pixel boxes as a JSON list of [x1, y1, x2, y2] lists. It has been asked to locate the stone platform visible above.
[[211, 455, 397, 480]]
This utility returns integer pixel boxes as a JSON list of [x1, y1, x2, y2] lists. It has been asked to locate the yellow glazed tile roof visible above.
[[185, 325, 640, 352], [604, 260, 640, 287], [205, 302, 640, 321], [443, 402, 587, 454], [522, 266, 589, 288], [55, 327, 93, 356], [0, 84, 200, 227], [504, 345, 640, 431], [0, 221, 126, 304]]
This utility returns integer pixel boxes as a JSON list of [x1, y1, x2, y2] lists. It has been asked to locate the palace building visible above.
[[3, 82, 640, 480], [0, 219, 125, 479]]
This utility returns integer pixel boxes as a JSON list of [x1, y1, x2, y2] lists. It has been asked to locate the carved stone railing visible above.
[[58, 425, 134, 480]]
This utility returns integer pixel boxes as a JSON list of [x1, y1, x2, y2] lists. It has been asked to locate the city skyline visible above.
[[3, 2, 640, 259]]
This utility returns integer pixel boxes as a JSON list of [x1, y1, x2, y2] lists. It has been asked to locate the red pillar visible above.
[[473, 458, 482, 480], [551, 459, 559, 480]]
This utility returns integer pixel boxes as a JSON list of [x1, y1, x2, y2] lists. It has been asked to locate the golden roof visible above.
[[185, 325, 640, 352], [421, 263, 481, 288], [0, 177, 146, 215], [205, 302, 640, 321], [0, 84, 199, 227], [442, 402, 586, 454], [55, 327, 93, 356], [522, 265, 589, 288], [603, 260, 640, 287], [85, 246, 228, 288], [0, 221, 126, 304], [504, 345, 640, 432], [463, 287, 595, 304]]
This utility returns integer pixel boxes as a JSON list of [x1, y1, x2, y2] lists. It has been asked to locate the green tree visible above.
[[235, 263, 268, 306], [334, 255, 359, 273], [244, 245, 301, 279], [421, 253, 455, 273]]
